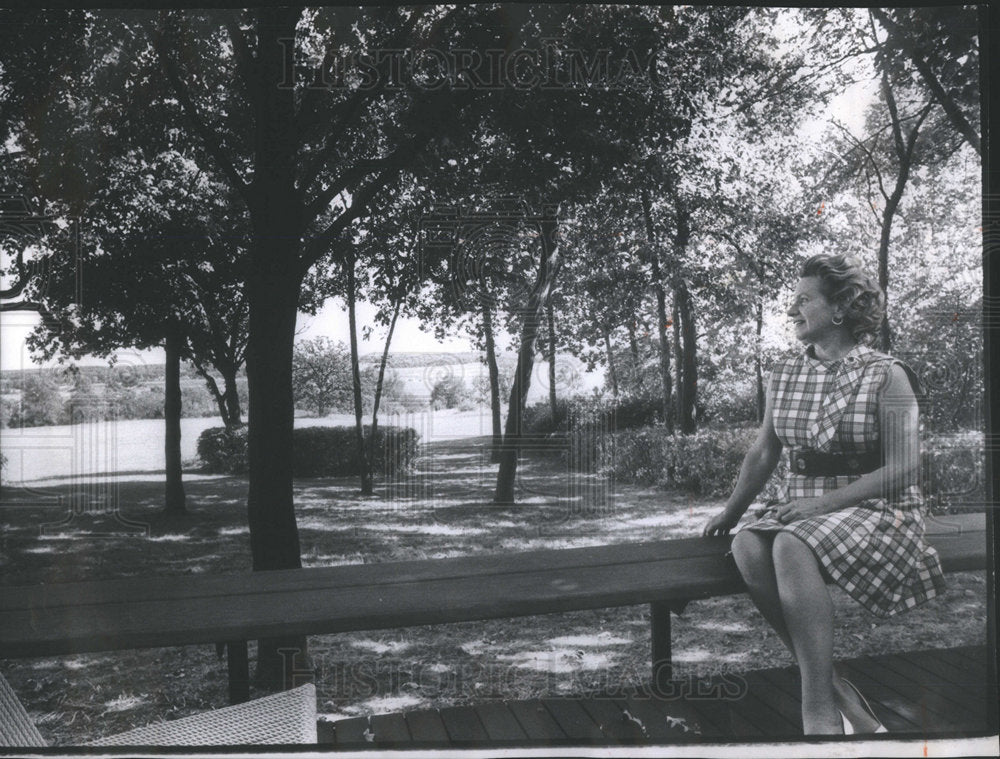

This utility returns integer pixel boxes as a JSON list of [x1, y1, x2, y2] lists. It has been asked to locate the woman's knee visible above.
[[772, 531, 817, 571], [731, 530, 772, 577]]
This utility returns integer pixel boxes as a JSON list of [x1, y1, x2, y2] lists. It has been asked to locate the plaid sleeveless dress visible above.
[[738, 343, 947, 617]]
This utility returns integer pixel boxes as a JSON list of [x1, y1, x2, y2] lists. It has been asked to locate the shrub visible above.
[[196, 424, 420, 478], [568, 424, 785, 500], [598, 427, 757, 498], [430, 376, 474, 410], [521, 398, 573, 436], [9, 373, 66, 428], [921, 431, 985, 512], [196, 425, 249, 474], [578, 424, 983, 505]]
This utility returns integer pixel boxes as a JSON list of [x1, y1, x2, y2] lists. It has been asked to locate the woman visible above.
[[703, 253, 946, 735]]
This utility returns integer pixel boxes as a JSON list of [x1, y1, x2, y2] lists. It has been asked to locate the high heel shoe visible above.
[[840, 677, 888, 733], [839, 710, 854, 735]]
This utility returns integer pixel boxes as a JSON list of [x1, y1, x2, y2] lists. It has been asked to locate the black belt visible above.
[[790, 449, 881, 477]]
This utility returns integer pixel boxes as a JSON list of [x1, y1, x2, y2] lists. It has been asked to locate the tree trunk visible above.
[[676, 280, 697, 434], [546, 301, 557, 419], [494, 207, 560, 505], [604, 330, 619, 398], [222, 367, 243, 428], [641, 188, 672, 431], [244, 6, 309, 692], [876, 70, 932, 353], [755, 298, 765, 424], [196, 364, 231, 428], [347, 254, 374, 495], [627, 317, 640, 376], [164, 330, 186, 515], [198, 361, 244, 429], [482, 301, 503, 463], [671, 193, 696, 434], [368, 298, 400, 472], [671, 298, 682, 430]]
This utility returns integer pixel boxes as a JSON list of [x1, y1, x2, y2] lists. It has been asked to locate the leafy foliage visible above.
[[7, 373, 66, 428], [291, 337, 353, 417], [429, 376, 475, 411]]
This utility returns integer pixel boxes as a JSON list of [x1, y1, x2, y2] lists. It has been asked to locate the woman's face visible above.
[[787, 276, 843, 344]]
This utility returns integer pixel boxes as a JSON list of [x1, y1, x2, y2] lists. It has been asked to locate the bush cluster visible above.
[[921, 431, 986, 512], [522, 394, 663, 438], [196, 424, 420, 477], [593, 426, 767, 498], [569, 423, 983, 505], [196, 425, 251, 474], [429, 376, 476, 411]]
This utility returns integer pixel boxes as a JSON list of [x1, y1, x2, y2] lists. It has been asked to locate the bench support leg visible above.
[[651, 601, 672, 692], [227, 640, 250, 704]]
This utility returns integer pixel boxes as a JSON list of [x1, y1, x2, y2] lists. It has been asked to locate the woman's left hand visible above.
[[774, 497, 833, 524]]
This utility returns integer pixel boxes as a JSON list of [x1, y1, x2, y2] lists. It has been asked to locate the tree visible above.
[[819, 11, 965, 352], [291, 337, 352, 417], [10, 372, 65, 428], [869, 7, 980, 156]]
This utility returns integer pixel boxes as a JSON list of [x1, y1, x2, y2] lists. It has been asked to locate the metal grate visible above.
[[0, 673, 47, 747], [87, 684, 317, 746]]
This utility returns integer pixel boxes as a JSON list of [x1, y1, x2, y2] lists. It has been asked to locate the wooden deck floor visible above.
[[318, 645, 996, 747]]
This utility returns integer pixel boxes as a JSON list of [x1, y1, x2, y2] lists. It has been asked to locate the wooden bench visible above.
[[1, 512, 987, 706]]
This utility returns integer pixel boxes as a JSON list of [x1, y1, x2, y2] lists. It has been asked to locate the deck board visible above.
[[319, 645, 992, 746]]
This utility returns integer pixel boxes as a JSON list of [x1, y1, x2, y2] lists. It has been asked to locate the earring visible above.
[[832, 315, 844, 326]]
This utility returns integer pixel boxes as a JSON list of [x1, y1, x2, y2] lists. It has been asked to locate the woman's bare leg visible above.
[[772, 532, 842, 734], [730, 530, 797, 660]]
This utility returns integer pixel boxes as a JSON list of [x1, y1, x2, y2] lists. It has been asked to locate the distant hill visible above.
[[367, 351, 486, 368]]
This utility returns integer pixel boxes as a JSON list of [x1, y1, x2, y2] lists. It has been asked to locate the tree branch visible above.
[[304, 136, 425, 222], [224, 13, 260, 112], [299, 139, 428, 274], [297, 6, 431, 195], [870, 7, 980, 156], [151, 14, 253, 210], [831, 120, 889, 202]]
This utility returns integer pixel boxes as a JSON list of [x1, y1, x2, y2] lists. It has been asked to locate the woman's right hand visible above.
[[702, 509, 739, 537]]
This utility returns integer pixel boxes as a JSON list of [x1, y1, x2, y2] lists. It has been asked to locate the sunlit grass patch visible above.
[[341, 693, 425, 716], [547, 632, 632, 647], [146, 534, 192, 543], [497, 649, 618, 673], [102, 694, 147, 713], [350, 639, 413, 655]]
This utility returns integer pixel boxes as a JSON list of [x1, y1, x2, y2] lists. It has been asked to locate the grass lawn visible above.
[[0, 431, 988, 746]]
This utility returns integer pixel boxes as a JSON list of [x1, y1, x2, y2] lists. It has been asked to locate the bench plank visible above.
[[473, 701, 528, 741], [575, 695, 635, 741], [370, 713, 410, 745], [3, 512, 981, 611], [613, 694, 705, 740], [331, 716, 371, 747], [739, 671, 801, 735], [540, 698, 606, 742], [836, 660, 922, 731], [506, 699, 567, 741], [438, 705, 489, 742], [403, 709, 450, 743], [0, 514, 985, 662]]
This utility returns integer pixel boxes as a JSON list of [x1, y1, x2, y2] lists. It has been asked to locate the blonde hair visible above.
[[800, 254, 884, 343]]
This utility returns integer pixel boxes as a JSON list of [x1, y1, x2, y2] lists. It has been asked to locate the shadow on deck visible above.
[[319, 644, 995, 747]]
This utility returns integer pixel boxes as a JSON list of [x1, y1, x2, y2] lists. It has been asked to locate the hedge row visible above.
[[567, 425, 984, 507], [196, 424, 420, 477]]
